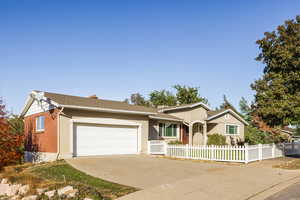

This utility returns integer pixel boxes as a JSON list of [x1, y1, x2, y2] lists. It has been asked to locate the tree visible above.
[[219, 95, 231, 110], [251, 16, 300, 127], [217, 95, 240, 115], [239, 97, 252, 123], [149, 90, 177, 107], [238, 97, 284, 144], [173, 85, 208, 105], [129, 93, 149, 106], [0, 99, 24, 169], [8, 114, 24, 135], [126, 85, 209, 108]]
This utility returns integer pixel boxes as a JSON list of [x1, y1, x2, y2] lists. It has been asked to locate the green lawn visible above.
[[1, 160, 138, 200]]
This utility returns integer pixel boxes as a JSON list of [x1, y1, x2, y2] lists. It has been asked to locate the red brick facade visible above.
[[24, 109, 59, 153]]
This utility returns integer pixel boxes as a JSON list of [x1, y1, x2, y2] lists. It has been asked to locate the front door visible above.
[[182, 125, 189, 144]]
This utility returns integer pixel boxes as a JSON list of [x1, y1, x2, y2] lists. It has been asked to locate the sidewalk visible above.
[[117, 159, 300, 200]]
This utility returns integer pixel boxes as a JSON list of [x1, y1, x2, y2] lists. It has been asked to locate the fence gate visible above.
[[148, 140, 166, 154]]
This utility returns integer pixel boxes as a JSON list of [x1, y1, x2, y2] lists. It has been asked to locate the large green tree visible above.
[[251, 16, 300, 127], [173, 85, 208, 105], [149, 90, 177, 107], [126, 85, 209, 108]]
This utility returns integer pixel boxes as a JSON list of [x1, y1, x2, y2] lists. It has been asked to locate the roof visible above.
[[20, 91, 158, 116], [20, 91, 185, 123], [158, 102, 211, 112], [43, 91, 157, 113], [207, 109, 227, 118], [149, 112, 183, 122], [206, 109, 249, 125]]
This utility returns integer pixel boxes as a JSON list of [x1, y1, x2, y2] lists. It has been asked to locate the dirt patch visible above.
[[273, 158, 300, 170]]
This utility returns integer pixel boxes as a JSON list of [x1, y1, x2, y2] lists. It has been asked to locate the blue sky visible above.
[[1, 1, 300, 113]]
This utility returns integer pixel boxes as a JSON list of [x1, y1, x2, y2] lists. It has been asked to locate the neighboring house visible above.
[[20, 91, 248, 161], [279, 127, 295, 141]]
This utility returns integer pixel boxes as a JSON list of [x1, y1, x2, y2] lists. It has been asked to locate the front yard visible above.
[[0, 160, 138, 200]]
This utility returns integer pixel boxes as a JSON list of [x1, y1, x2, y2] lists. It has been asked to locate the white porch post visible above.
[[203, 122, 207, 145], [189, 124, 193, 145]]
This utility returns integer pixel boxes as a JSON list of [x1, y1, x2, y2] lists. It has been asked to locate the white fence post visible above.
[[245, 144, 249, 164], [164, 142, 168, 156], [185, 144, 188, 159], [212, 145, 215, 160], [272, 143, 275, 158], [259, 144, 262, 161]]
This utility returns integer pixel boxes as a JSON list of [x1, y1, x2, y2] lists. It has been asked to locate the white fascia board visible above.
[[149, 115, 183, 122], [20, 90, 42, 117], [61, 105, 156, 115], [159, 102, 211, 112], [20, 95, 34, 117], [20, 91, 60, 117], [206, 109, 249, 125]]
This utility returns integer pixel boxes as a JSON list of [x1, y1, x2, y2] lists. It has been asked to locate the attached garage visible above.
[[74, 123, 139, 156]]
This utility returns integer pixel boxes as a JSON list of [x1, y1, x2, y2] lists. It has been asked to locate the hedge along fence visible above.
[[148, 141, 291, 163]]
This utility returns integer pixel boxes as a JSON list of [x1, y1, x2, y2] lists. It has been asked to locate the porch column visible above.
[[189, 124, 193, 145], [203, 122, 207, 145]]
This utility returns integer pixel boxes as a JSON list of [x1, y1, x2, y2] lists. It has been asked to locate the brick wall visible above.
[[24, 109, 59, 153]]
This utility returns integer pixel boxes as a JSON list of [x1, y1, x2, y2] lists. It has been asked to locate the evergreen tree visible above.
[[251, 16, 300, 127]]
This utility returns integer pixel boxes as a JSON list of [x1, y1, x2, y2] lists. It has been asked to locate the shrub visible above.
[[207, 133, 227, 145], [245, 125, 274, 145], [168, 140, 183, 145]]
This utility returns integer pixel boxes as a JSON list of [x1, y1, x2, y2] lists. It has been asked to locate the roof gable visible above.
[[207, 109, 249, 125]]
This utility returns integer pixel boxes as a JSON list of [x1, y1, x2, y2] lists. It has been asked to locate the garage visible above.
[[74, 123, 138, 156]]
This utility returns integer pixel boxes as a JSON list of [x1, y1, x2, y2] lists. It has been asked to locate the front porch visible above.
[[149, 119, 209, 145], [180, 121, 208, 145]]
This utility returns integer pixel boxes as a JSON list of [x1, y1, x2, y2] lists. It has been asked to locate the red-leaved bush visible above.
[[0, 99, 24, 169]]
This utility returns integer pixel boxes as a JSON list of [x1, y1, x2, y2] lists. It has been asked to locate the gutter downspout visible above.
[[56, 107, 64, 160]]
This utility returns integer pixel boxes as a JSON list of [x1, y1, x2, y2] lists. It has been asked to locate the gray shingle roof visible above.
[[43, 91, 157, 113]]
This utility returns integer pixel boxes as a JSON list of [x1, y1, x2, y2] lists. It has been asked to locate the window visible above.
[[226, 125, 238, 135], [159, 123, 177, 137], [36, 116, 45, 132]]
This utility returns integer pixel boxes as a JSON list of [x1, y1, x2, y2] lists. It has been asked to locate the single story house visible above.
[[20, 91, 249, 161]]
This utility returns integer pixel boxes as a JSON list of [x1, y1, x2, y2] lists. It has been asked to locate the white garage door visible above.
[[75, 124, 138, 156]]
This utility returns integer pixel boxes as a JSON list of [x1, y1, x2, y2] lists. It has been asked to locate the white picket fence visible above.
[[147, 141, 298, 163]]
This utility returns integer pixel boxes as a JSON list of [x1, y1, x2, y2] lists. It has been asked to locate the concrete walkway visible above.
[[67, 155, 300, 200]]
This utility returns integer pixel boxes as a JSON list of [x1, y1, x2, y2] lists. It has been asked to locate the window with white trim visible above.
[[159, 123, 177, 137], [226, 125, 238, 135], [36, 116, 45, 132]]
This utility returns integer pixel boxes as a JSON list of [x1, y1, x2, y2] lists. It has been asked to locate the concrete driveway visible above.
[[67, 155, 300, 200]]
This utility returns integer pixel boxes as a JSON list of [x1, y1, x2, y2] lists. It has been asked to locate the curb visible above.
[[246, 174, 300, 200]]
